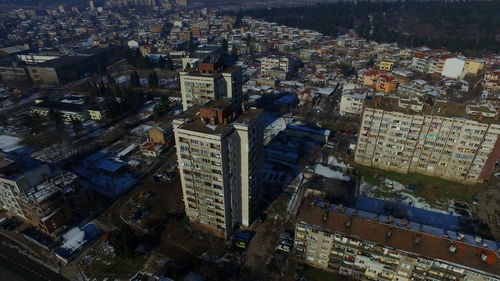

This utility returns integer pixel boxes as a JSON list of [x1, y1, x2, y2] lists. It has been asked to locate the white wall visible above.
[[441, 58, 465, 79]]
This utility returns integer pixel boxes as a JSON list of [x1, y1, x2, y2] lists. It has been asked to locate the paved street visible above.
[[0, 234, 68, 281]]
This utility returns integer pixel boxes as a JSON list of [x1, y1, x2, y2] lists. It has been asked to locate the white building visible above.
[[339, 89, 370, 116], [261, 56, 290, 72], [127, 40, 139, 49], [441, 57, 466, 79]]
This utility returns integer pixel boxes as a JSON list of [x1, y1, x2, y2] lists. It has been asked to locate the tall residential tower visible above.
[[173, 99, 264, 238]]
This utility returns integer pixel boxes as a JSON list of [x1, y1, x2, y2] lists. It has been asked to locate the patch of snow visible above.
[[0, 135, 24, 152], [314, 164, 350, 181], [206, 124, 218, 131], [264, 116, 291, 144], [360, 177, 449, 214], [327, 156, 352, 169]]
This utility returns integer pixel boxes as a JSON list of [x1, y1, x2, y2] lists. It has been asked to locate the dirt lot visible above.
[[121, 176, 184, 233]]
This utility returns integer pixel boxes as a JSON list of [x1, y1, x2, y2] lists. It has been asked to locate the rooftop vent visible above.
[[481, 252, 488, 262], [449, 243, 457, 254], [457, 232, 465, 240], [386, 215, 393, 224], [386, 228, 393, 239], [337, 204, 345, 213], [475, 236, 482, 244], [402, 218, 409, 227], [345, 217, 352, 228], [322, 211, 329, 222], [415, 234, 421, 246]]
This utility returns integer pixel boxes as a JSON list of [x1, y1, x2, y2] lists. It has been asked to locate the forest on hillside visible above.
[[233, 1, 500, 54]]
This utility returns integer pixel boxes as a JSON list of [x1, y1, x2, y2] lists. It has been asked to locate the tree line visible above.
[[234, 1, 500, 54]]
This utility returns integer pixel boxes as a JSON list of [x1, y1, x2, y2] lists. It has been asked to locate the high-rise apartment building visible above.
[[173, 99, 264, 238], [354, 96, 500, 184], [294, 200, 500, 281], [180, 63, 242, 111], [0, 156, 51, 218]]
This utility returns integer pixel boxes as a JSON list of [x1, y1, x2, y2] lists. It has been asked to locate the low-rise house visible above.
[[339, 88, 371, 116], [31, 101, 89, 123], [18, 172, 94, 238], [140, 142, 163, 158]]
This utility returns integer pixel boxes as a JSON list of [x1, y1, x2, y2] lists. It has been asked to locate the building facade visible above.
[[18, 172, 94, 238], [0, 157, 52, 218], [294, 200, 500, 281], [339, 90, 369, 116], [173, 99, 264, 238], [354, 96, 500, 184]]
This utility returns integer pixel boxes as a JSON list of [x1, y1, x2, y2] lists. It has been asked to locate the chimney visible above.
[[474, 235, 482, 244], [481, 252, 488, 262], [414, 234, 421, 246], [457, 232, 465, 240], [345, 216, 352, 228], [322, 211, 329, 222], [210, 117, 216, 126], [402, 218, 409, 227], [337, 204, 345, 213], [386, 215, 393, 224], [449, 243, 457, 254]]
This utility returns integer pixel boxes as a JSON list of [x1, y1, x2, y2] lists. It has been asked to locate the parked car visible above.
[[280, 239, 293, 247], [472, 194, 479, 205], [455, 208, 470, 217], [454, 201, 468, 209], [235, 241, 247, 249], [276, 244, 290, 253], [279, 231, 293, 240]]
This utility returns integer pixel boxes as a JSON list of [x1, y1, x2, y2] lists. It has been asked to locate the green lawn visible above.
[[356, 165, 487, 204]]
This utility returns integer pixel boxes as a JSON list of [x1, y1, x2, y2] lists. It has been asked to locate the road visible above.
[[0, 234, 68, 281]]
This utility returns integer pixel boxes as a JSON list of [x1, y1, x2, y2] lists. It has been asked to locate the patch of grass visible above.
[[87, 253, 145, 279], [356, 165, 488, 204]]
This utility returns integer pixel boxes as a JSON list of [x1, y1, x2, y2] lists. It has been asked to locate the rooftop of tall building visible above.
[[174, 99, 262, 135], [365, 96, 500, 124]]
